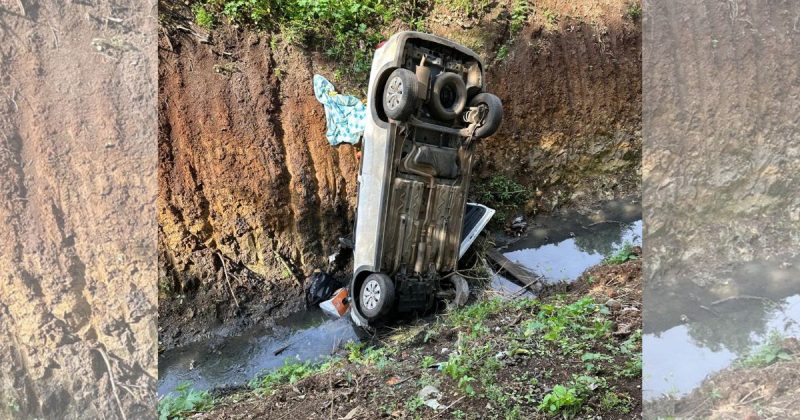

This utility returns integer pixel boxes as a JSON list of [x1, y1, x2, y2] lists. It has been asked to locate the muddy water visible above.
[[157, 309, 361, 396], [498, 200, 642, 285], [643, 293, 800, 400]]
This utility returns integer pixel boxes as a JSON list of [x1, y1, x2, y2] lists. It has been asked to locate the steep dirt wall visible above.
[[1, 1, 157, 418], [158, 29, 360, 286], [642, 0, 800, 334], [477, 1, 642, 211]]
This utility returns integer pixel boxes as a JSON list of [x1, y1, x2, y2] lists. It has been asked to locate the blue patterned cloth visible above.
[[313, 75, 366, 146]]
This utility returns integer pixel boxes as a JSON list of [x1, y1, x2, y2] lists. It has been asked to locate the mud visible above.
[[0, 1, 157, 418]]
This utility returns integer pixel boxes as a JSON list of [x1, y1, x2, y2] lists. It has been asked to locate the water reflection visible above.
[[157, 310, 360, 396], [644, 294, 800, 400], [504, 220, 642, 284]]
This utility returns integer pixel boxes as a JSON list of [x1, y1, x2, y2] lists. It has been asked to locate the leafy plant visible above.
[[509, 0, 529, 35], [600, 390, 632, 413], [441, 351, 477, 396], [542, 8, 559, 26], [420, 355, 437, 368], [192, 4, 215, 28], [738, 331, 793, 368], [496, 44, 509, 61], [158, 382, 215, 420], [191, 0, 426, 84], [538, 384, 581, 414], [603, 242, 638, 265]]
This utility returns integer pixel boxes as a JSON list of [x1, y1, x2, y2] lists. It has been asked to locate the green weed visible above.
[[603, 242, 638, 265], [509, 0, 529, 35], [538, 384, 581, 414], [542, 8, 559, 27], [191, 0, 425, 84], [420, 355, 437, 368], [738, 331, 793, 368], [193, 4, 215, 28], [448, 296, 504, 326], [475, 175, 529, 210], [600, 390, 632, 413], [626, 3, 642, 20], [158, 382, 215, 420], [248, 359, 334, 394], [496, 44, 509, 61]]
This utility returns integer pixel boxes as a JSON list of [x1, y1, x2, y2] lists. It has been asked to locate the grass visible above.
[[626, 2, 642, 20], [158, 382, 215, 420], [473, 174, 530, 224], [443, 0, 491, 16], [738, 331, 792, 368], [248, 358, 337, 394], [189, 0, 427, 85], [223, 288, 639, 418]]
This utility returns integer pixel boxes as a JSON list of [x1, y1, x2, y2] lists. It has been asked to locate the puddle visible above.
[[644, 293, 800, 400], [500, 201, 642, 285], [157, 309, 360, 396]]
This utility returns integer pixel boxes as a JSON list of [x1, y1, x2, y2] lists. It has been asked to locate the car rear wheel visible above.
[[468, 93, 503, 138], [383, 68, 417, 121], [359, 273, 395, 319], [430, 72, 467, 121]]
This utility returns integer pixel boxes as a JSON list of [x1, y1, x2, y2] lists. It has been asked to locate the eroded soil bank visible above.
[[157, 0, 642, 350]]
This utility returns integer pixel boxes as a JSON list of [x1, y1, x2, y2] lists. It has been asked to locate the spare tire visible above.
[[430, 72, 467, 121], [383, 68, 418, 121], [468, 92, 503, 138]]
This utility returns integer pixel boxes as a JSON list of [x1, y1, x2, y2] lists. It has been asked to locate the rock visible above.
[[418, 385, 443, 410], [605, 298, 622, 311]]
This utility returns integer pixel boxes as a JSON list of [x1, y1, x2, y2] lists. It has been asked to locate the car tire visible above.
[[359, 273, 395, 320], [430, 72, 467, 121], [448, 274, 470, 308], [468, 93, 503, 138], [383, 68, 417, 121]]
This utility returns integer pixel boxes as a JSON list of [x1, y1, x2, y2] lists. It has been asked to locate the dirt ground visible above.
[[0, 1, 157, 418], [193, 253, 643, 419], [157, 0, 642, 350]]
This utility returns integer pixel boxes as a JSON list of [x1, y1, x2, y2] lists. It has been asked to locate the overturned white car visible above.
[[350, 31, 503, 327]]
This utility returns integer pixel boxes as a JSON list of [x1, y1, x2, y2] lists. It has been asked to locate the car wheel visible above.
[[359, 273, 395, 319], [430, 72, 467, 121], [383, 68, 417, 121], [468, 93, 503, 138], [448, 274, 470, 308]]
